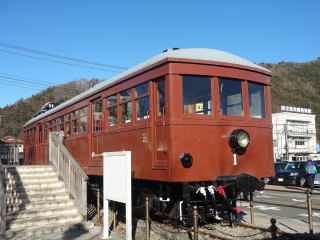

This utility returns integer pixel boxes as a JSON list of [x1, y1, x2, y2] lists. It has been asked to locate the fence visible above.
[[49, 131, 88, 219]]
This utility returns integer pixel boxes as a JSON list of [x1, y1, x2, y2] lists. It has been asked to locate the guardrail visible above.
[[49, 132, 88, 219]]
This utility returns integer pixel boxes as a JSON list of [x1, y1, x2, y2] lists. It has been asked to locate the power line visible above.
[[0, 49, 122, 73], [0, 41, 128, 70], [0, 78, 43, 91], [0, 74, 54, 88], [0, 72, 99, 91], [0, 72, 62, 85]]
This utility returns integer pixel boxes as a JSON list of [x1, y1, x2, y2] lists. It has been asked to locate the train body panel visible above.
[[169, 124, 274, 182]]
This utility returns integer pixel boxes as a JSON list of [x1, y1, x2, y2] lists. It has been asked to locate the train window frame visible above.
[[53, 118, 58, 131], [248, 82, 266, 119], [93, 101, 103, 132], [107, 94, 118, 127], [218, 77, 244, 118], [66, 113, 71, 136], [120, 89, 133, 124], [72, 110, 79, 134], [182, 75, 213, 116], [79, 106, 88, 133], [156, 78, 166, 117], [134, 82, 150, 121], [59, 115, 65, 134]]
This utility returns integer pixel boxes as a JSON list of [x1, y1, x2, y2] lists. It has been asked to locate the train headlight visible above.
[[229, 129, 250, 155], [237, 131, 250, 148]]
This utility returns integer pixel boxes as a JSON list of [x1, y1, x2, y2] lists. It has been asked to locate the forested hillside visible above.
[[261, 59, 320, 115], [0, 78, 100, 138], [1, 58, 320, 139]]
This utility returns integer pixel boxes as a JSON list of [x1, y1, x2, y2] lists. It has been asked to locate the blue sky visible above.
[[0, 0, 319, 107]]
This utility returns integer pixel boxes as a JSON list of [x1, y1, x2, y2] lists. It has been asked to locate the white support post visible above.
[[101, 151, 132, 240], [102, 199, 110, 239]]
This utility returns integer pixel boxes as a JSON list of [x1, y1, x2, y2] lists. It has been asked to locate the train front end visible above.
[[159, 49, 274, 224]]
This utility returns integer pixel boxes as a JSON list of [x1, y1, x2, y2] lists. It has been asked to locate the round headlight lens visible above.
[[237, 131, 250, 148]]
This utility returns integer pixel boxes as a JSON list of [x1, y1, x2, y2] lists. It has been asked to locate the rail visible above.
[[49, 132, 88, 219], [0, 159, 6, 235]]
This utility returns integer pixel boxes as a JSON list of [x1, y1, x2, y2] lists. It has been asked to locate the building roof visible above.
[[25, 48, 270, 127], [0, 136, 23, 144]]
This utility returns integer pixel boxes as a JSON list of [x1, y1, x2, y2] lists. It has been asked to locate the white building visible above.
[[272, 106, 317, 161]]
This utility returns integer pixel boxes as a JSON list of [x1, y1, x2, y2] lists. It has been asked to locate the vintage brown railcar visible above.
[[24, 48, 273, 223]]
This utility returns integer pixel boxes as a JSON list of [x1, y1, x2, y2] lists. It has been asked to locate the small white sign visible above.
[[102, 151, 132, 240]]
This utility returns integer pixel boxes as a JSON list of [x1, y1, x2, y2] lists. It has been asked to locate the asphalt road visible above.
[[238, 185, 320, 235]]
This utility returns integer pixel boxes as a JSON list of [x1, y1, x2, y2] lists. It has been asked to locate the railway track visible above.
[[94, 211, 289, 240]]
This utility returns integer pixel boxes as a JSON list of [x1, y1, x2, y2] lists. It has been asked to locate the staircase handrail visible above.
[[49, 131, 88, 219], [0, 160, 6, 235]]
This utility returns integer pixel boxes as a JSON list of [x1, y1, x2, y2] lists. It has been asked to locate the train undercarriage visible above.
[[132, 174, 265, 226], [89, 174, 265, 227]]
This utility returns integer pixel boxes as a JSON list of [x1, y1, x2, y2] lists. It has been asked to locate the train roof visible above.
[[25, 48, 271, 127]]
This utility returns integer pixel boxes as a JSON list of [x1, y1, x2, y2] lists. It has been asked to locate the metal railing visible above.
[[49, 132, 88, 219], [0, 159, 6, 235]]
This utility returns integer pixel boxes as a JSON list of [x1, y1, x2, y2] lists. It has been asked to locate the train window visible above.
[[108, 106, 118, 126], [79, 107, 88, 132], [59, 116, 64, 133], [107, 95, 117, 106], [248, 82, 265, 118], [135, 82, 148, 96], [135, 83, 149, 120], [137, 97, 149, 120], [157, 80, 166, 116], [122, 102, 132, 123], [107, 95, 118, 126], [66, 113, 71, 136], [219, 78, 243, 116], [183, 76, 212, 115], [93, 101, 103, 131], [120, 90, 132, 123], [72, 110, 79, 134], [120, 89, 132, 102], [53, 118, 58, 131]]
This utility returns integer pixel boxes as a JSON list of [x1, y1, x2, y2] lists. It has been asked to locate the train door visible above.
[[152, 77, 169, 169], [90, 100, 103, 166]]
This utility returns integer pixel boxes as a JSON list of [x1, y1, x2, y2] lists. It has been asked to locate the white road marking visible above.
[[292, 198, 305, 203], [255, 195, 272, 199], [254, 205, 281, 211], [298, 213, 320, 218], [239, 202, 281, 211]]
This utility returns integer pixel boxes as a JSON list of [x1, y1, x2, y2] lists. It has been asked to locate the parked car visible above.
[[314, 173, 320, 187], [268, 162, 287, 184], [273, 161, 320, 187]]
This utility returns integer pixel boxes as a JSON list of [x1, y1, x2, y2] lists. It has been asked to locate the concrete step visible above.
[[5, 222, 92, 239], [5, 166, 55, 174], [6, 186, 67, 196], [7, 206, 79, 220], [6, 170, 57, 179], [6, 192, 70, 202], [7, 199, 75, 212], [6, 181, 64, 191], [5, 175, 59, 185], [7, 213, 83, 229]]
